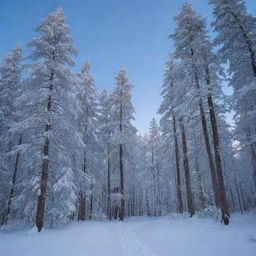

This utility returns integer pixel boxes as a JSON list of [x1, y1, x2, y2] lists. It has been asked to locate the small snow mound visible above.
[[166, 212, 190, 220], [24, 226, 39, 235], [197, 206, 221, 221]]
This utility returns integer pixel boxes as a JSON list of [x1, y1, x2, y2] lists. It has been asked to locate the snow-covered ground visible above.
[[0, 214, 256, 256]]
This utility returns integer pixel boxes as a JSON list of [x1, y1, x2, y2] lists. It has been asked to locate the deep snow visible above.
[[0, 214, 256, 256]]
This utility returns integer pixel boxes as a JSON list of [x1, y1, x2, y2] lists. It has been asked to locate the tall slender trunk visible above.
[[207, 94, 230, 224], [173, 115, 183, 213], [235, 175, 243, 214], [151, 150, 156, 216], [119, 143, 125, 220], [36, 72, 54, 232], [119, 94, 125, 221], [180, 120, 195, 217], [198, 99, 219, 206], [156, 164, 161, 216], [89, 184, 93, 219], [2, 135, 22, 225], [240, 182, 247, 211], [195, 156, 206, 210], [202, 50, 229, 223], [79, 193, 86, 220], [146, 193, 151, 216], [79, 149, 87, 221], [107, 145, 111, 220], [248, 129, 256, 188], [190, 48, 219, 207]]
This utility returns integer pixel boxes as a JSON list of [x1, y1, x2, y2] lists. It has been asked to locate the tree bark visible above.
[[195, 157, 206, 210], [2, 135, 22, 225], [235, 175, 243, 214], [36, 71, 54, 232], [248, 133, 256, 188], [180, 120, 195, 217], [107, 146, 112, 220], [119, 91, 125, 221], [173, 115, 183, 213], [207, 94, 230, 224], [190, 48, 219, 207], [198, 99, 219, 206], [79, 193, 86, 220], [89, 184, 93, 219], [119, 143, 125, 220]]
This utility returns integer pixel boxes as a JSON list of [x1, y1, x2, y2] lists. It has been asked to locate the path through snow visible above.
[[0, 214, 255, 256]]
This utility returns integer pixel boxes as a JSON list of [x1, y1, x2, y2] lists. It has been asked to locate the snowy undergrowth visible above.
[[0, 214, 256, 256]]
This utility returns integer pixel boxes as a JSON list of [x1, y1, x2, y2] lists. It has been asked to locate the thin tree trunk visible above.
[[36, 74, 54, 232], [207, 94, 230, 224], [229, 188, 236, 212], [173, 115, 183, 213], [146, 193, 151, 216], [235, 175, 243, 214], [79, 193, 86, 220], [89, 184, 93, 219], [195, 157, 206, 210], [156, 164, 161, 216], [180, 120, 195, 217], [240, 182, 247, 211], [248, 130, 256, 188], [107, 146, 111, 220], [2, 135, 22, 225], [119, 93, 125, 221], [202, 50, 230, 223], [198, 99, 219, 206], [190, 47, 219, 207], [79, 149, 87, 221], [119, 143, 125, 220]]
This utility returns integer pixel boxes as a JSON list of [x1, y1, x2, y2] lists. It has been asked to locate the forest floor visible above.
[[0, 213, 256, 256]]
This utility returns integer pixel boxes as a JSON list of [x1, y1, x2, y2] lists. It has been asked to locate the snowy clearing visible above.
[[0, 214, 256, 256]]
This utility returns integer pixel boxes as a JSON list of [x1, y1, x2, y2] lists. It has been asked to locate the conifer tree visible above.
[[111, 67, 136, 220]]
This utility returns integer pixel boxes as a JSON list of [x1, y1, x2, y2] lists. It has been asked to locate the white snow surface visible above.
[[0, 214, 256, 256]]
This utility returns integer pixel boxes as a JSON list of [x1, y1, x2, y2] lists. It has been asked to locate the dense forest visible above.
[[0, 0, 256, 233]]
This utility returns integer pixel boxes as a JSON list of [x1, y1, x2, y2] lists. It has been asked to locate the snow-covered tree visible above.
[[76, 60, 100, 220], [98, 89, 113, 219], [210, 0, 256, 189], [15, 8, 82, 231], [111, 66, 136, 220], [170, 2, 230, 223], [0, 44, 23, 225]]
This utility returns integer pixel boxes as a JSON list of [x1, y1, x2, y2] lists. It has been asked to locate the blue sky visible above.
[[0, 0, 255, 133]]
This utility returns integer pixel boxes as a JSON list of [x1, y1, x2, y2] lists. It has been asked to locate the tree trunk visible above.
[[119, 143, 125, 220], [235, 175, 243, 214], [207, 94, 230, 224], [36, 72, 54, 232], [195, 157, 206, 210], [89, 184, 93, 219], [190, 47, 219, 207], [119, 93, 125, 221], [173, 115, 183, 213], [198, 99, 219, 207], [79, 149, 87, 221], [2, 135, 22, 225], [156, 164, 161, 216], [79, 193, 86, 220], [180, 120, 195, 217], [107, 146, 111, 220], [239, 182, 247, 211], [248, 133, 256, 188]]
